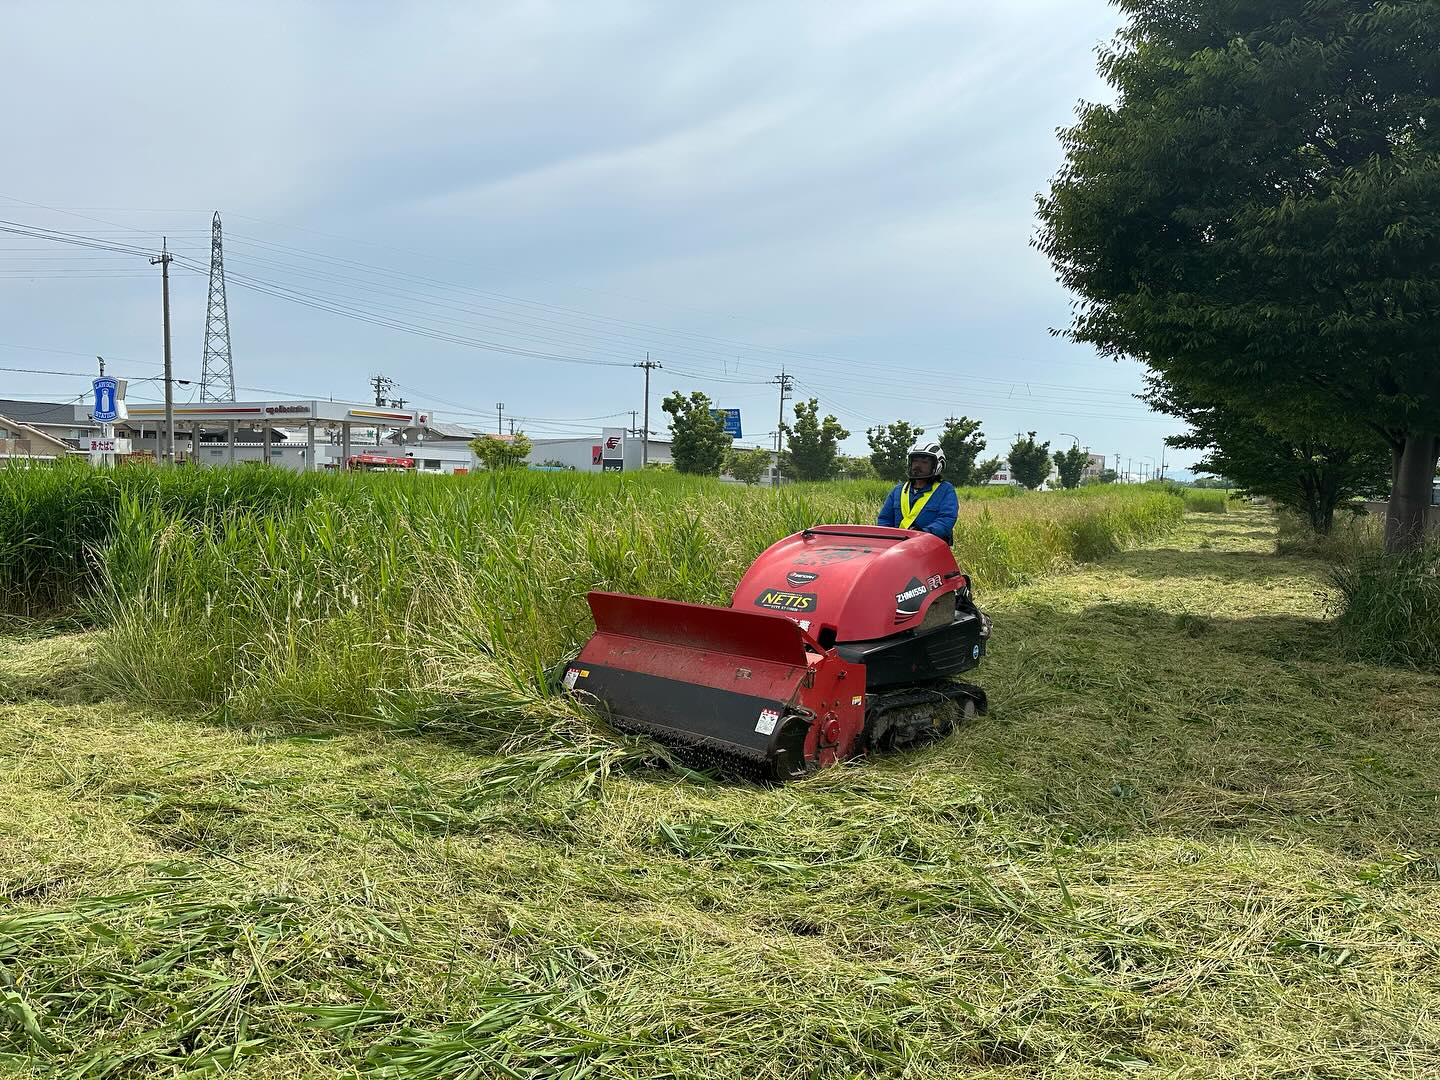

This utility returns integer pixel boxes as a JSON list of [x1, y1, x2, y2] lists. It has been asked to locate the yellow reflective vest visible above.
[[899, 482, 937, 529]]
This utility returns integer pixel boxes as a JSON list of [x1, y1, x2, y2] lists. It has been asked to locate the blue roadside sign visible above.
[[92, 377, 119, 423], [711, 408, 742, 438]]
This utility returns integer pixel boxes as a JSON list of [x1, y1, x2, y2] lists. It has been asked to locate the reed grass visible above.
[[61, 470, 1185, 731], [0, 461, 321, 616], [1176, 487, 1228, 513], [1332, 542, 1440, 668]]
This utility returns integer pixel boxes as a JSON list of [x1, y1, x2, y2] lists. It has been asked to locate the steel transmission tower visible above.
[[199, 211, 236, 402]]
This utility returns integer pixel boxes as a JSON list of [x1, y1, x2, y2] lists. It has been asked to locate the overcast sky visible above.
[[0, 0, 1195, 477]]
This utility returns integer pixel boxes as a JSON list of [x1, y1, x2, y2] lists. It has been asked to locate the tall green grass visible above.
[[1178, 487, 1228, 513], [1332, 543, 1440, 668], [0, 461, 321, 615], [76, 470, 1183, 731]]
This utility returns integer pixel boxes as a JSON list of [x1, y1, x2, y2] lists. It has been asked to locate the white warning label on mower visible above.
[[562, 667, 582, 690], [755, 708, 781, 735]]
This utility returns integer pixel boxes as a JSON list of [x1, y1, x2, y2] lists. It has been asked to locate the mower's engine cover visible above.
[[732, 525, 966, 644]]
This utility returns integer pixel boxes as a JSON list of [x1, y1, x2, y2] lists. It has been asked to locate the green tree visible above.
[[662, 391, 731, 476], [1192, 476, 1231, 489], [974, 456, 1003, 485], [838, 455, 878, 480], [469, 433, 532, 470], [725, 446, 770, 485], [1145, 378, 1389, 534], [937, 416, 986, 486], [781, 398, 850, 482], [1053, 443, 1088, 489], [1007, 432, 1052, 490], [1036, 0, 1440, 550], [866, 421, 924, 480]]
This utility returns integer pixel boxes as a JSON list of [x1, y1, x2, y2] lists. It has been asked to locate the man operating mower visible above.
[[877, 441, 959, 544]]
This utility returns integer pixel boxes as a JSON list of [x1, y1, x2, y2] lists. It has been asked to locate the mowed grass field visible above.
[[3, 500, 1439, 1076]]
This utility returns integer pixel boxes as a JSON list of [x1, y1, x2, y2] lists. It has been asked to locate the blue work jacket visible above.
[[877, 479, 959, 544]]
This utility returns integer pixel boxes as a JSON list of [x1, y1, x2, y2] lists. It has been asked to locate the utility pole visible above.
[[772, 368, 795, 473], [370, 375, 393, 406], [629, 409, 639, 436], [496, 402, 505, 435], [149, 239, 175, 465], [509, 418, 515, 436], [634, 354, 662, 466], [368, 377, 394, 446]]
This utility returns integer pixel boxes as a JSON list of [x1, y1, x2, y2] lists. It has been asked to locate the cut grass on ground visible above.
[[2, 506, 1439, 1077]]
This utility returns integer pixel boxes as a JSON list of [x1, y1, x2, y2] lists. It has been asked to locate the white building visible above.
[[106, 399, 477, 474], [527, 427, 673, 472], [985, 461, 1016, 485]]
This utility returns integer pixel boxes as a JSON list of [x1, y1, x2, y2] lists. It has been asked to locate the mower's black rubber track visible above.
[[605, 681, 988, 781], [865, 681, 987, 751]]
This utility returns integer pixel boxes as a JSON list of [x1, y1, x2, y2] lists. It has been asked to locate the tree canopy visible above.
[[937, 416, 987, 486], [1053, 443, 1088, 489], [838, 455, 878, 480], [974, 456, 1003, 485], [662, 391, 731, 476], [866, 421, 924, 480], [469, 433, 532, 470], [1008, 432, 1052, 490], [1036, 0, 1440, 549], [725, 446, 770, 485], [781, 399, 850, 481]]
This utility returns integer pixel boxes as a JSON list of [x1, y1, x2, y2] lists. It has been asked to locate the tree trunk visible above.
[[1385, 433, 1439, 553], [1298, 467, 1333, 535]]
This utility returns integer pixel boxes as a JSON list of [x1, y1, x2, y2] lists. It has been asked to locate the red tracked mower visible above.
[[562, 525, 991, 781]]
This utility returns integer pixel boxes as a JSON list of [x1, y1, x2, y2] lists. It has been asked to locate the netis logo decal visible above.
[[755, 589, 818, 613]]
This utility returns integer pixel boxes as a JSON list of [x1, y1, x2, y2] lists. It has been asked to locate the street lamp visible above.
[[1059, 431, 1080, 446]]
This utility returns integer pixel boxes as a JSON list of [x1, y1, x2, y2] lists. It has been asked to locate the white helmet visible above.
[[907, 440, 944, 481]]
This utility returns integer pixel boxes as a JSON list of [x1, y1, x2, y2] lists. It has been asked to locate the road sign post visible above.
[[711, 408, 743, 438], [91, 377, 128, 468]]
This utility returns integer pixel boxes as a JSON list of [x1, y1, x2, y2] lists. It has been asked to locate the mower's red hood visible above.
[[731, 525, 964, 643]]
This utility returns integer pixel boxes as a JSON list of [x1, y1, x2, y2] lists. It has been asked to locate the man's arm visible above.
[[877, 483, 900, 527], [921, 483, 959, 537]]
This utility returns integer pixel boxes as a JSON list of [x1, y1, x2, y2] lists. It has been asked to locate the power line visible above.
[[1, 213, 1153, 413], [0, 213, 1176, 450]]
